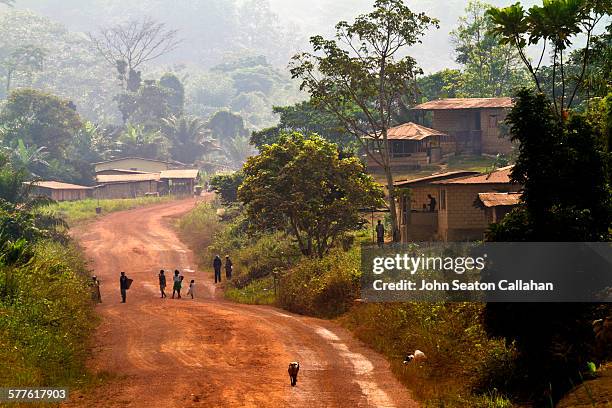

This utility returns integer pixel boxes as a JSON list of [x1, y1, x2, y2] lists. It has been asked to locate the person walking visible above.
[[213, 255, 222, 284], [427, 194, 437, 212], [187, 279, 195, 299], [172, 270, 182, 299], [225, 255, 233, 280], [376, 220, 385, 248], [159, 270, 167, 298], [119, 271, 129, 303], [91, 275, 102, 304]]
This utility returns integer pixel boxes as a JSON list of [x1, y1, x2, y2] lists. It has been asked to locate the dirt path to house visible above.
[[64, 197, 418, 408]]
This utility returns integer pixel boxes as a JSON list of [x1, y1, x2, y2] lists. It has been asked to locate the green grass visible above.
[[445, 154, 500, 173], [42, 196, 173, 224], [224, 275, 277, 305]]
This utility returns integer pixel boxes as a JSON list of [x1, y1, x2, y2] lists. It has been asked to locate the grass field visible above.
[[43, 196, 173, 224]]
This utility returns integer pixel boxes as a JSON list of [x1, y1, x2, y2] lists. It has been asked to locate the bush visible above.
[[176, 202, 223, 266], [278, 247, 360, 318], [0, 241, 95, 386]]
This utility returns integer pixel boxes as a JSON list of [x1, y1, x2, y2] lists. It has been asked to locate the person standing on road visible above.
[[91, 275, 102, 304], [172, 270, 182, 299], [376, 220, 385, 248], [159, 270, 167, 298], [225, 255, 233, 280], [213, 255, 222, 284], [187, 279, 195, 299], [120, 272, 129, 303]]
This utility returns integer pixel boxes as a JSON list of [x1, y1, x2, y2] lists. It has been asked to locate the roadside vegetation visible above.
[[0, 154, 95, 388]]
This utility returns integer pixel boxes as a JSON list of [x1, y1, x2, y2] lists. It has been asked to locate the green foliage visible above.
[[239, 133, 384, 257], [277, 247, 360, 317], [209, 172, 244, 204], [161, 115, 215, 165], [484, 88, 612, 404], [159, 73, 185, 117], [115, 124, 169, 160], [176, 202, 223, 263]]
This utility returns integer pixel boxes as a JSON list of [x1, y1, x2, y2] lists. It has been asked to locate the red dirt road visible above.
[[66, 198, 418, 408]]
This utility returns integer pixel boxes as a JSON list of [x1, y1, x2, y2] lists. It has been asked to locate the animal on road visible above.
[[288, 362, 300, 386]]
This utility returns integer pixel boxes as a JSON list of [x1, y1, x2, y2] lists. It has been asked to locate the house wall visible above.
[[34, 187, 91, 201], [438, 183, 516, 241], [398, 185, 441, 242], [94, 180, 158, 199], [431, 108, 512, 155], [94, 159, 170, 173]]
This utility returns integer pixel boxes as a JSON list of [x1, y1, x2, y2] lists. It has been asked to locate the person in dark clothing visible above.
[[376, 220, 385, 248], [213, 255, 222, 283], [225, 255, 233, 280], [172, 270, 182, 299], [159, 270, 167, 298], [427, 194, 437, 212], [91, 275, 102, 304], [120, 271, 128, 303]]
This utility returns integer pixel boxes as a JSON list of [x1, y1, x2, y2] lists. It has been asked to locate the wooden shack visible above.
[[27, 181, 93, 201], [94, 173, 160, 199]]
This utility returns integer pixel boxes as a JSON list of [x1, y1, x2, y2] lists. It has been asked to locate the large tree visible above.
[[487, 0, 611, 115], [89, 17, 180, 91], [451, 0, 527, 97], [290, 0, 438, 241], [239, 133, 384, 258]]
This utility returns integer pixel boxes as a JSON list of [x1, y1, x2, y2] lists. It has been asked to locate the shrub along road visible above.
[[63, 197, 417, 408]]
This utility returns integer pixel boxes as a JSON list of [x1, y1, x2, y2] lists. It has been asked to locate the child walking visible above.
[[187, 279, 195, 299]]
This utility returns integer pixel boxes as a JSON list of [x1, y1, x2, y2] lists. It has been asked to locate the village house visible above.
[[93, 157, 183, 174], [94, 173, 161, 199], [411, 97, 514, 156], [27, 181, 93, 201], [364, 122, 455, 170], [159, 169, 200, 196], [476, 192, 522, 224], [396, 166, 521, 242]]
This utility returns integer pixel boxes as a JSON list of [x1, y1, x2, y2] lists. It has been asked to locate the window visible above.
[[440, 189, 446, 210]]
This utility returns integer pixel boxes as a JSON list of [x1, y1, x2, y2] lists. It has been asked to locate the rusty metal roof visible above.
[[386, 122, 448, 140], [92, 157, 184, 166], [477, 192, 522, 207], [160, 169, 199, 179], [435, 166, 514, 185], [28, 181, 92, 190], [395, 171, 480, 187], [96, 173, 161, 183], [412, 97, 513, 110]]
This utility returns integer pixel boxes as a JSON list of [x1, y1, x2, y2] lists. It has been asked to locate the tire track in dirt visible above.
[[64, 197, 418, 408]]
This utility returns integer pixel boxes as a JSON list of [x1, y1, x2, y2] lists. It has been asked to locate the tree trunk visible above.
[[380, 129, 400, 242]]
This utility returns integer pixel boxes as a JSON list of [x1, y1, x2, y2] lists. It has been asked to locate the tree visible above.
[[89, 17, 180, 91], [206, 110, 249, 143], [159, 73, 185, 116], [239, 133, 384, 258], [0, 89, 82, 158], [115, 124, 169, 160], [0, 0, 14, 6], [223, 134, 256, 169], [487, 0, 611, 115], [290, 0, 439, 241], [251, 100, 358, 150], [451, 0, 526, 97], [4, 139, 49, 178], [161, 115, 216, 164], [1, 45, 45, 92], [209, 171, 244, 204], [484, 89, 612, 403]]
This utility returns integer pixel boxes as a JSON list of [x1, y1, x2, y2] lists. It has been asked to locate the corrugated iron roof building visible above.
[[94, 173, 160, 199], [159, 169, 199, 196], [27, 181, 93, 201]]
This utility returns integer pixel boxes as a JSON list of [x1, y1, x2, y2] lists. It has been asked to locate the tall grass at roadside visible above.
[[176, 202, 223, 267], [339, 302, 516, 407], [0, 241, 95, 387], [41, 196, 172, 224]]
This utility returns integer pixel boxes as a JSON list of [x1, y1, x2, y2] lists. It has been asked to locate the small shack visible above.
[[27, 181, 93, 201], [94, 173, 160, 199], [412, 97, 514, 155], [477, 192, 522, 224], [159, 169, 199, 196], [364, 122, 454, 170]]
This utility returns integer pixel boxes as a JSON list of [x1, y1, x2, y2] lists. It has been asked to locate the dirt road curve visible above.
[[65, 198, 418, 408]]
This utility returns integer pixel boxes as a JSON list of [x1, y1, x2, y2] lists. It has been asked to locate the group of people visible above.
[[158, 269, 196, 300], [90, 255, 234, 304], [213, 255, 233, 284]]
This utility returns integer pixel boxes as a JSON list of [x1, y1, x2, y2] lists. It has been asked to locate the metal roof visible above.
[[434, 166, 514, 185], [96, 173, 161, 183], [477, 192, 522, 207], [160, 169, 199, 179], [92, 157, 183, 166], [412, 97, 513, 110], [95, 169, 150, 175], [395, 171, 480, 187], [385, 122, 448, 140], [28, 181, 92, 190]]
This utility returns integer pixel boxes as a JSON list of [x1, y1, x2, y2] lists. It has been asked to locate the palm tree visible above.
[[115, 124, 169, 159], [223, 134, 256, 169], [4, 139, 49, 178], [161, 115, 219, 164]]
